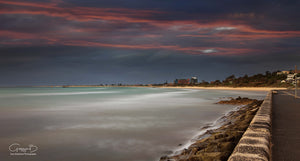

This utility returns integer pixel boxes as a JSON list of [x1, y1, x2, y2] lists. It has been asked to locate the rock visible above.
[[216, 97, 261, 105], [159, 100, 263, 161]]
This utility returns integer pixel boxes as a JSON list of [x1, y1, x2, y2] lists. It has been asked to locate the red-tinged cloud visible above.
[[0, 0, 163, 23], [178, 25, 300, 41], [0, 0, 59, 9], [0, 30, 59, 43], [0, 0, 297, 34], [177, 47, 258, 55], [0, 0, 270, 29], [0, 29, 256, 55], [0, 0, 299, 57], [41, 39, 261, 55]]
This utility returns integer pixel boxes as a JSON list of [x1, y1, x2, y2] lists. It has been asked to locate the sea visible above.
[[0, 87, 267, 161]]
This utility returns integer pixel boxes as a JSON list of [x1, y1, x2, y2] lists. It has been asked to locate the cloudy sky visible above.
[[0, 0, 299, 86]]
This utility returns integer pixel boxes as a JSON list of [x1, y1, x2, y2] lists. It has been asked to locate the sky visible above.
[[0, 0, 299, 86]]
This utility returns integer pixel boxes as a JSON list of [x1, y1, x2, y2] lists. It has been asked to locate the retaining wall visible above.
[[228, 91, 272, 161]]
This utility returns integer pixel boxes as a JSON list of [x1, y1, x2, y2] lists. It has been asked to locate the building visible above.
[[190, 77, 198, 84], [287, 74, 295, 80], [277, 71, 290, 75], [286, 74, 296, 83], [174, 79, 190, 85]]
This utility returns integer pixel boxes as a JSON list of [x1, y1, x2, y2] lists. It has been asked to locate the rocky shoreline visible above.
[[160, 98, 263, 161], [216, 96, 258, 105]]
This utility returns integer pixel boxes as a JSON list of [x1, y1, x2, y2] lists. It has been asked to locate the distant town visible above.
[[159, 67, 300, 87], [58, 66, 300, 88]]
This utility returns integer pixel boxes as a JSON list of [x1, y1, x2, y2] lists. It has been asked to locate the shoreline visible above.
[[158, 86, 286, 91], [5, 86, 287, 91], [166, 105, 244, 157], [160, 99, 263, 161]]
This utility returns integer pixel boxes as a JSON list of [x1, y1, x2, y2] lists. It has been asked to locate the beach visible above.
[[36, 85, 287, 92], [160, 86, 286, 91]]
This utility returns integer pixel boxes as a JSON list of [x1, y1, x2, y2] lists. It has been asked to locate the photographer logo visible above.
[[9, 143, 38, 156]]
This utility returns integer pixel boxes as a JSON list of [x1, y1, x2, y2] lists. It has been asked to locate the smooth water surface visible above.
[[0, 87, 267, 161]]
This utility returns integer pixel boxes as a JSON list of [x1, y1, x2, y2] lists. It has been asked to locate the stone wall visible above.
[[228, 91, 272, 161]]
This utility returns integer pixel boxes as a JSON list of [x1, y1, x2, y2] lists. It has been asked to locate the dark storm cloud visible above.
[[0, 45, 299, 86], [0, 14, 71, 33], [63, 0, 300, 29], [0, 0, 299, 85]]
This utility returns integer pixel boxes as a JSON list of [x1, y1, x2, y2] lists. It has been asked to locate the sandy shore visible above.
[[34, 85, 287, 91], [159, 86, 287, 91]]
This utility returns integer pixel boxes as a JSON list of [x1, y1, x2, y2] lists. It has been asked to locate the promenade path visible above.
[[272, 90, 300, 161]]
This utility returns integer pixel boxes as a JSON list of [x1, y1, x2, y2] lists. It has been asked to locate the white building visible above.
[[277, 71, 290, 75], [190, 77, 198, 84], [286, 74, 296, 83]]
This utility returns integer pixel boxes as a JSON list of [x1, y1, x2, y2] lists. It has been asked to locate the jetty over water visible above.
[[228, 90, 300, 161]]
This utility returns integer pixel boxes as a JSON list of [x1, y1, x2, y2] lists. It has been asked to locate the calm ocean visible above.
[[0, 87, 267, 161]]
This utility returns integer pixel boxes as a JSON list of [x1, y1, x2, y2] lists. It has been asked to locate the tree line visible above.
[[197, 71, 292, 87]]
